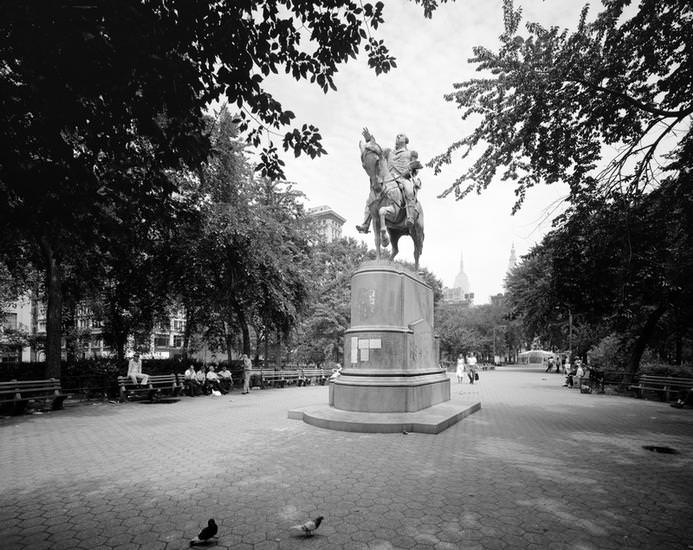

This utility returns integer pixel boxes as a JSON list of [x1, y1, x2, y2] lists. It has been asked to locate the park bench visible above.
[[117, 374, 181, 402], [300, 368, 327, 386], [260, 368, 299, 388], [628, 374, 693, 402], [0, 378, 66, 415]]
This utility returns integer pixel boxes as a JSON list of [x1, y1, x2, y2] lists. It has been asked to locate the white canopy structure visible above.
[[518, 350, 557, 365]]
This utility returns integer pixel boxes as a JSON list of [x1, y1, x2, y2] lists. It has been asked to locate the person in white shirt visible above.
[[456, 355, 465, 384], [218, 365, 233, 393], [206, 366, 223, 394], [127, 353, 149, 385], [184, 364, 198, 396]]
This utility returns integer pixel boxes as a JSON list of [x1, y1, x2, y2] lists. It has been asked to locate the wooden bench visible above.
[[300, 368, 327, 386], [259, 369, 300, 388], [628, 375, 693, 402], [117, 374, 181, 402], [0, 378, 67, 415]]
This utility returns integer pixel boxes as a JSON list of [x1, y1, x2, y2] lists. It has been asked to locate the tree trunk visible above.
[[108, 301, 128, 361], [232, 302, 251, 356], [275, 329, 282, 369], [40, 237, 62, 379], [627, 303, 667, 379], [64, 302, 77, 363], [223, 320, 235, 359]]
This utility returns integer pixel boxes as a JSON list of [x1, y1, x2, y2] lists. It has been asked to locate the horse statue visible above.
[[359, 135, 425, 270]]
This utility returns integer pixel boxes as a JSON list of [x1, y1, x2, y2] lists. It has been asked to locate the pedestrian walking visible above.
[[241, 354, 252, 394], [456, 355, 465, 383]]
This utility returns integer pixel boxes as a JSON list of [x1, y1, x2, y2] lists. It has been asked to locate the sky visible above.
[[260, 1, 588, 303]]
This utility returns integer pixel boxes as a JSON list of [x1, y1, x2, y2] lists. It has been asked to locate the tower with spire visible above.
[[507, 243, 517, 272], [443, 252, 473, 303]]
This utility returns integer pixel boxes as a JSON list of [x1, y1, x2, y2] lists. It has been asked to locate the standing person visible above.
[[456, 355, 465, 384], [241, 354, 252, 394], [545, 355, 555, 373], [468, 353, 478, 384], [127, 352, 149, 385], [575, 359, 585, 385]]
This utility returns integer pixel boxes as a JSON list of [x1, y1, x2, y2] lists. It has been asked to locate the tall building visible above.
[[306, 205, 346, 243], [443, 252, 473, 304], [508, 243, 517, 272]]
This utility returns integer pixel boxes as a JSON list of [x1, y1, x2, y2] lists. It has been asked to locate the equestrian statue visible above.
[[356, 127, 425, 270]]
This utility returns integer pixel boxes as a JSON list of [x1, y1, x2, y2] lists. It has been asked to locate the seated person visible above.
[[329, 365, 342, 381], [218, 365, 233, 393], [195, 366, 207, 394], [184, 364, 198, 396], [206, 366, 224, 394], [672, 388, 693, 409], [127, 353, 149, 385]]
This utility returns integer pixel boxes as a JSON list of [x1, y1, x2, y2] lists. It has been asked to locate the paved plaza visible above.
[[1, 367, 692, 550]]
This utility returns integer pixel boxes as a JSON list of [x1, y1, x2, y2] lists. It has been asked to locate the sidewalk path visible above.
[[1, 368, 692, 549]]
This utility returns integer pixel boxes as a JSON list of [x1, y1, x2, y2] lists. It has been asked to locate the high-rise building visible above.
[[306, 205, 346, 243]]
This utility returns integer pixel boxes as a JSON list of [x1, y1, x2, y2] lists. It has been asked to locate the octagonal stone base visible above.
[[330, 372, 450, 413]]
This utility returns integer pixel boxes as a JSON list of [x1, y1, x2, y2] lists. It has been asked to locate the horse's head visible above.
[[360, 141, 386, 192]]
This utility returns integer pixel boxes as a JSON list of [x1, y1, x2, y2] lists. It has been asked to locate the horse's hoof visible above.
[[381, 233, 390, 247]]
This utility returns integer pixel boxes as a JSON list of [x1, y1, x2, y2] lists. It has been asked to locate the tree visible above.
[[168, 107, 311, 360], [430, 0, 691, 211], [294, 238, 370, 366], [1, 1, 448, 375]]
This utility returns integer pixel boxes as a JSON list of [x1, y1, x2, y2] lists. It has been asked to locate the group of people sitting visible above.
[[182, 363, 234, 396]]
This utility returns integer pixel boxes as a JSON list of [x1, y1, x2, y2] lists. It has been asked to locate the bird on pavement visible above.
[[292, 516, 324, 537], [190, 518, 218, 546]]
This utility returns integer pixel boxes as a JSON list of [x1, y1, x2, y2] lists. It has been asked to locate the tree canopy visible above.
[[430, 0, 691, 211], [432, 0, 692, 373]]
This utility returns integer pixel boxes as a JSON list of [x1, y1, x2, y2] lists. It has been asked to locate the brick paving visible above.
[[1, 367, 692, 550]]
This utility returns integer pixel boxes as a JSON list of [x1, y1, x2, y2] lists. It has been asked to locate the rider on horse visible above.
[[355, 127, 423, 236]]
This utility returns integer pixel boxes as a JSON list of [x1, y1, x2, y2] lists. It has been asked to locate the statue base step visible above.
[[330, 372, 450, 412], [288, 398, 481, 434]]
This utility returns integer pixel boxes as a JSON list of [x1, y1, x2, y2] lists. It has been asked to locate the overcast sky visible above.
[[260, 1, 587, 303]]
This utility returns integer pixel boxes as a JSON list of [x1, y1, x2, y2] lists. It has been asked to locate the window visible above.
[[2, 313, 18, 330], [173, 319, 185, 332], [173, 335, 184, 348], [154, 334, 169, 348]]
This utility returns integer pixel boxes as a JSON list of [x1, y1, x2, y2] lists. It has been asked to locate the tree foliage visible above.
[[431, 0, 692, 211], [294, 238, 369, 365]]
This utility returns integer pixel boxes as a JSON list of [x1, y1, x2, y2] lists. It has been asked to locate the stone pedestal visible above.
[[331, 260, 450, 412]]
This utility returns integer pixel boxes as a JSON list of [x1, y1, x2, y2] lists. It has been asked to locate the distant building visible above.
[[1, 295, 187, 362], [443, 252, 473, 304], [508, 243, 517, 272], [490, 293, 505, 307], [306, 205, 346, 243]]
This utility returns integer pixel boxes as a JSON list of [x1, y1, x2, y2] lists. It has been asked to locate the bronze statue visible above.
[[356, 127, 424, 269]]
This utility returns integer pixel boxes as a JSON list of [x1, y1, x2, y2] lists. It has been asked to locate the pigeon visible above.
[[190, 518, 218, 546], [292, 516, 324, 536]]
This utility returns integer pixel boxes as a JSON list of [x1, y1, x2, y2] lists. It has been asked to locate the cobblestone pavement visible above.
[[1, 368, 692, 550]]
